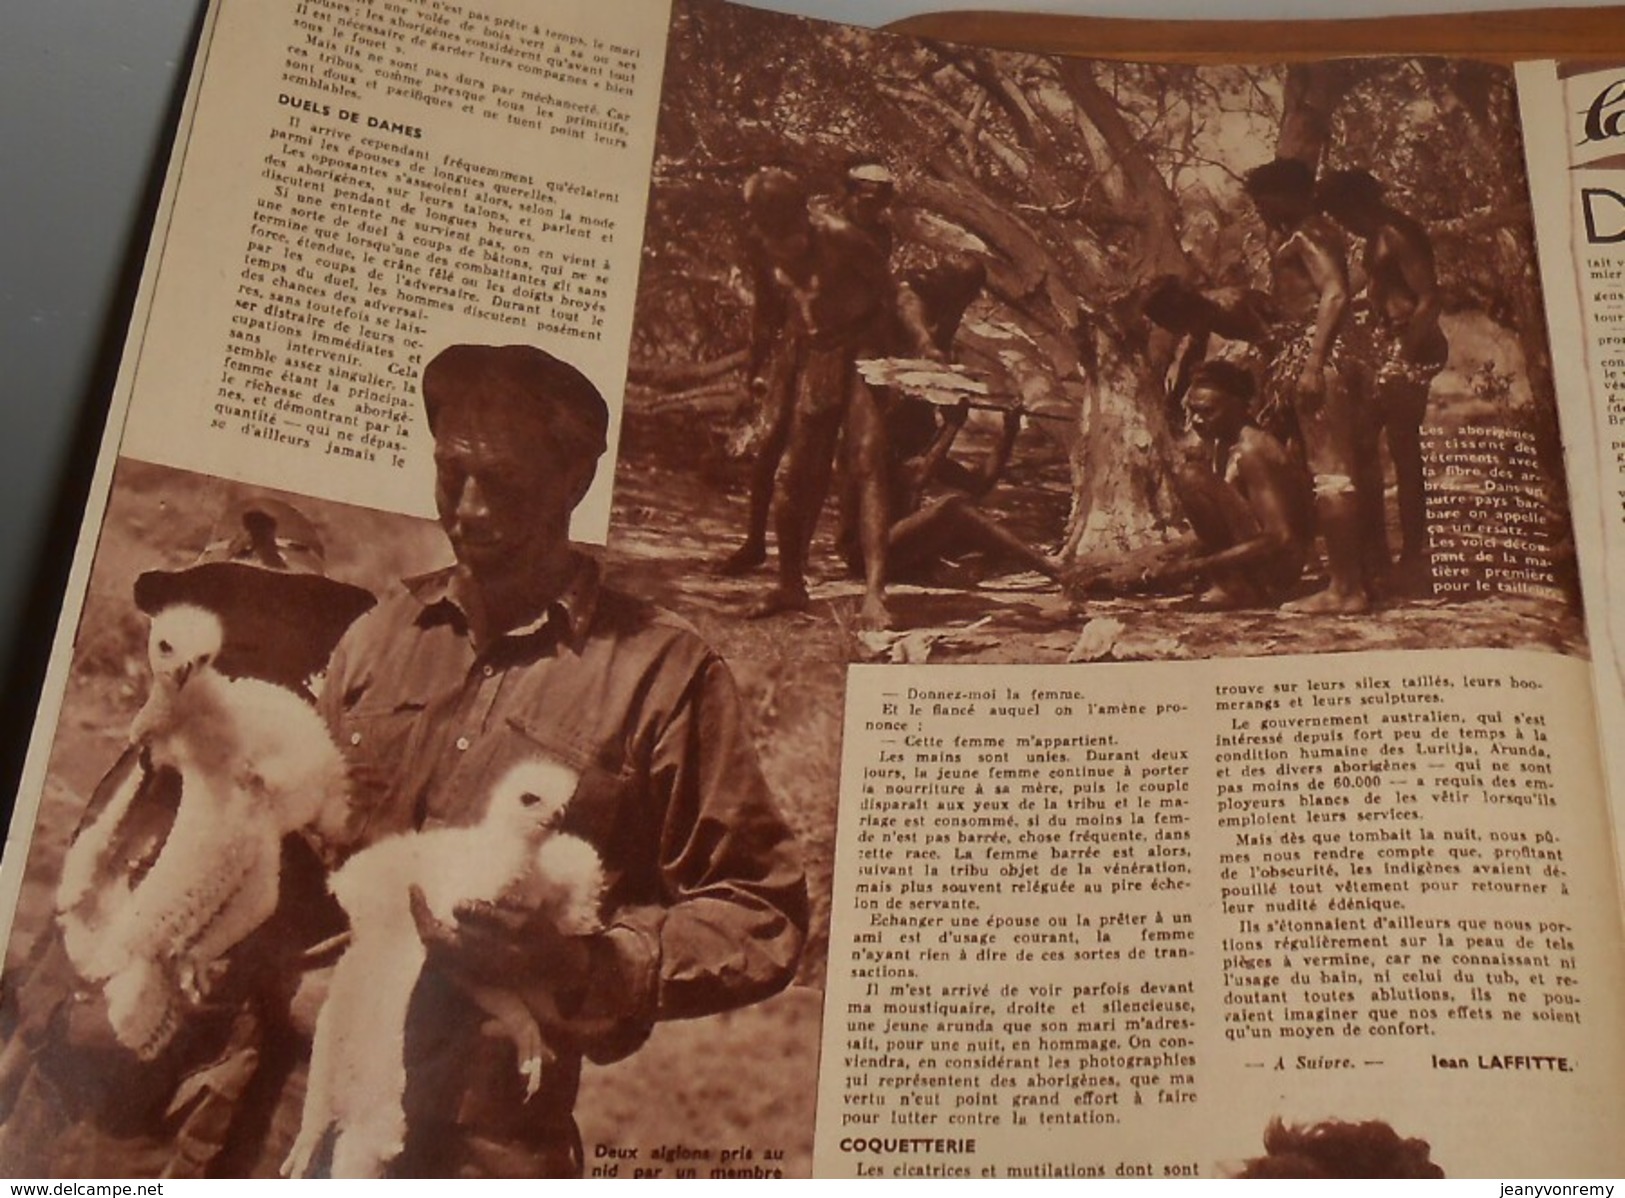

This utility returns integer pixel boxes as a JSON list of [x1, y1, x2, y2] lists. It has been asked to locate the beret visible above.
[[422, 343, 609, 457]]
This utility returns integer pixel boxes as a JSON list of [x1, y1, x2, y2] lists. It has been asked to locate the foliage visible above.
[[1322, 61, 1535, 324], [1469, 358, 1519, 413], [634, 0, 1554, 557]]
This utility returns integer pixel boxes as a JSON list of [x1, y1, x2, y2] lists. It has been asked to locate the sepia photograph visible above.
[[0, 407, 836, 1177], [1227, 1116, 1447, 1178], [611, 0, 1584, 668]]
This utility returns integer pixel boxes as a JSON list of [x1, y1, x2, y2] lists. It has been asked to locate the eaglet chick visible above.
[[285, 757, 605, 1179], [70, 603, 349, 1059]]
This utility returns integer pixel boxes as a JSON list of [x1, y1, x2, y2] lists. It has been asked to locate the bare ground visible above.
[[604, 402, 1585, 670]]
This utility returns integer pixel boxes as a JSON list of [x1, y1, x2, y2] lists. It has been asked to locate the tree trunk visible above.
[[1060, 312, 1180, 561], [1047, 62, 1191, 558], [1277, 62, 1358, 168]]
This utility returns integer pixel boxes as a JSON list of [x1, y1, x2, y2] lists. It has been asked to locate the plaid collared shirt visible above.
[[318, 551, 807, 1133]]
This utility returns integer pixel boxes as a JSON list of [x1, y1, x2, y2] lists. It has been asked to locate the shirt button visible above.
[[349, 731, 362, 746], [455, 736, 470, 751], [482, 665, 494, 678]]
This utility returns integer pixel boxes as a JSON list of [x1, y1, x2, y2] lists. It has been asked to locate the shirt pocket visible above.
[[494, 715, 638, 857], [336, 701, 425, 847]]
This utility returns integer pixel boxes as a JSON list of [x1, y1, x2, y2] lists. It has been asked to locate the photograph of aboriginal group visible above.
[[612, 0, 1583, 669], [0, 0, 1597, 1183]]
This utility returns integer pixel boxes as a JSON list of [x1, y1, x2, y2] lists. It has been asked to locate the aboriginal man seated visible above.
[[1152, 360, 1314, 608]]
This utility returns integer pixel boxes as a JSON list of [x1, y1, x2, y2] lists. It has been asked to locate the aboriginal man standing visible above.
[[1317, 167, 1448, 595], [318, 343, 809, 1177]]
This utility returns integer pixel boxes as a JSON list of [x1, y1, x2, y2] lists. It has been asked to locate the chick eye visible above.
[[157, 640, 172, 655], [519, 791, 542, 807]]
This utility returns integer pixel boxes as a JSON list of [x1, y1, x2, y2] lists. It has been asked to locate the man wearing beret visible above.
[[317, 342, 809, 1177]]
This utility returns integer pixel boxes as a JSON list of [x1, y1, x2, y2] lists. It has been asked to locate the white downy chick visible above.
[[132, 604, 350, 836], [287, 757, 605, 1179], [82, 603, 349, 1059], [129, 603, 234, 767], [57, 755, 152, 976]]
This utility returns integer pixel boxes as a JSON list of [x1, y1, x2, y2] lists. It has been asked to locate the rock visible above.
[[1067, 617, 1125, 662]]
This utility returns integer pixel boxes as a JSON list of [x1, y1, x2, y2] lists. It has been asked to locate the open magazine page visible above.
[[0, 0, 702, 1179], [818, 652, 1625, 1178], [1517, 59, 1625, 898], [0, 0, 1621, 1182], [622, 0, 1623, 1178]]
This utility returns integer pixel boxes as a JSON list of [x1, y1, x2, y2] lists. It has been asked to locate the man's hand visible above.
[[408, 885, 591, 991]]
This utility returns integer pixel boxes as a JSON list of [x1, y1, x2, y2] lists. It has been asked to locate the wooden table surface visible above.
[[887, 5, 1625, 62]]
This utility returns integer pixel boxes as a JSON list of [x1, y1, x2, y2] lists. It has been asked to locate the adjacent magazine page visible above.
[[1, 0, 1622, 1179], [1519, 58, 1625, 899]]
